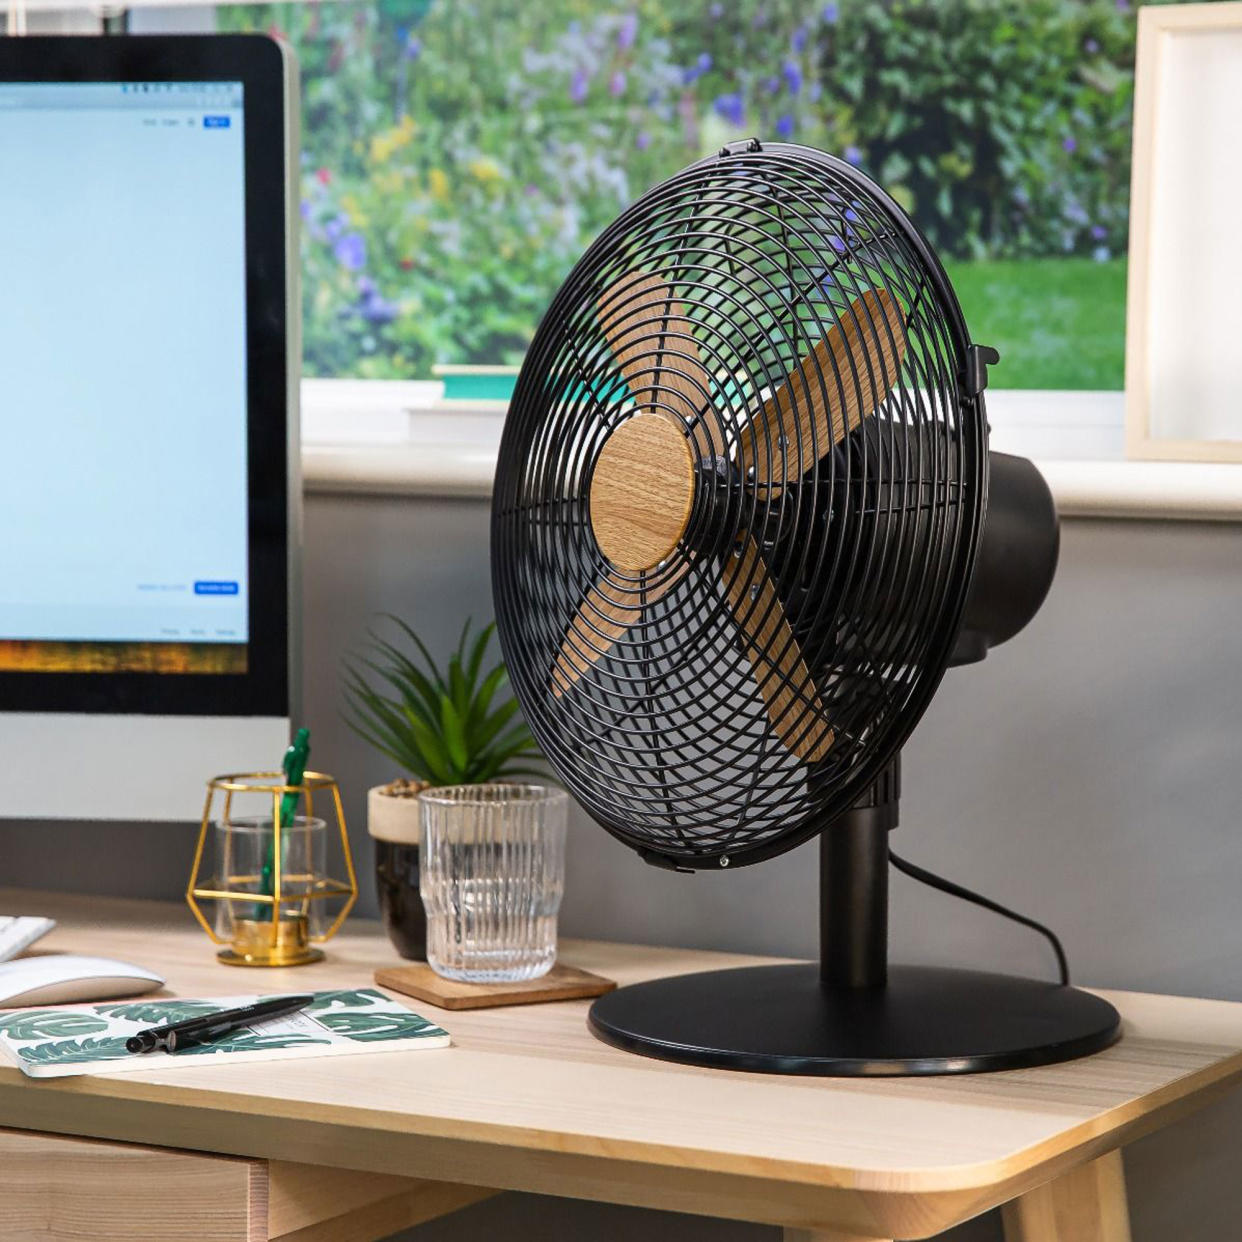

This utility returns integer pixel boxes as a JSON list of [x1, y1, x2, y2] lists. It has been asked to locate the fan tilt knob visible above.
[[588, 414, 695, 572]]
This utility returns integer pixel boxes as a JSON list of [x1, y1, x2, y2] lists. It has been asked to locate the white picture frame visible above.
[[1125, 1, 1242, 462]]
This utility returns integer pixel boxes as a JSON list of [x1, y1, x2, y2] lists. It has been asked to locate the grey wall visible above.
[[4, 493, 1241, 1242]]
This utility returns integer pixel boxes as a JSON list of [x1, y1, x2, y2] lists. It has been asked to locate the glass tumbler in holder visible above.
[[213, 815, 327, 960], [420, 784, 567, 983]]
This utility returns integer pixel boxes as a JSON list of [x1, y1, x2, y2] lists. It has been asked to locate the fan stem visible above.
[[819, 757, 899, 989]]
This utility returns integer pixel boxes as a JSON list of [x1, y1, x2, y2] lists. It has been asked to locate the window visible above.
[[218, 0, 1166, 394], [9, 1, 1207, 411]]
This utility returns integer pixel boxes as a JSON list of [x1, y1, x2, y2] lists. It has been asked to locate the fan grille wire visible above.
[[492, 143, 986, 868]]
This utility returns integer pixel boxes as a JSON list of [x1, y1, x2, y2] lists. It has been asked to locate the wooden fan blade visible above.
[[722, 537, 833, 763], [552, 564, 688, 697], [738, 287, 907, 489], [598, 271, 725, 457]]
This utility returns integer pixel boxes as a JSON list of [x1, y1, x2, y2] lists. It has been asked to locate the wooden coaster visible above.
[[375, 961, 616, 1011]]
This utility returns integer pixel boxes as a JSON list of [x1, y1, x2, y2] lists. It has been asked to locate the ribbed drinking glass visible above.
[[419, 784, 567, 982]]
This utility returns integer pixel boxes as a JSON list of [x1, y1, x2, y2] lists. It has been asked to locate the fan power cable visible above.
[[888, 849, 1071, 987]]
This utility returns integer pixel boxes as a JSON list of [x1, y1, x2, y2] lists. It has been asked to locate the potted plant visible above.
[[343, 616, 546, 960]]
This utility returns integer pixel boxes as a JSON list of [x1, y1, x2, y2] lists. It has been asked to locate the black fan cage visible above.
[[492, 142, 987, 869]]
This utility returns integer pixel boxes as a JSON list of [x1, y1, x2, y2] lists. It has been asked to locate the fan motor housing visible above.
[[953, 451, 1059, 665]]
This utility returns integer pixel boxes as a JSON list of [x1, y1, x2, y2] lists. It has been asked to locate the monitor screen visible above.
[[0, 80, 250, 676], [0, 35, 294, 819]]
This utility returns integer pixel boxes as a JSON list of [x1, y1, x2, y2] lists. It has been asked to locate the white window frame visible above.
[[300, 383, 1242, 522], [302, 381, 1130, 453]]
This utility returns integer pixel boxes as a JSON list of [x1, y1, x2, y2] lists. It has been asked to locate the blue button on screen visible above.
[[203, 115, 231, 129], [194, 580, 239, 595]]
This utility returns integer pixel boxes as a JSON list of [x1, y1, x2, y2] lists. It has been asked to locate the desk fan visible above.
[[491, 140, 1120, 1075]]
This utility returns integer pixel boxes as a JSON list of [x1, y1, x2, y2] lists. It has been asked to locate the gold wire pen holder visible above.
[[187, 772, 358, 966]]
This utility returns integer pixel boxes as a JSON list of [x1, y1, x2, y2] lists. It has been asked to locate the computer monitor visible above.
[[0, 36, 299, 820]]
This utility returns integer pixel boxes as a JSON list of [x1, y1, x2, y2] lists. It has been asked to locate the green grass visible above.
[[942, 258, 1127, 390], [423, 258, 1127, 396]]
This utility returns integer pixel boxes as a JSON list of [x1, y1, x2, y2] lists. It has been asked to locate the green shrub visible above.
[[217, 0, 1207, 380], [343, 617, 545, 785]]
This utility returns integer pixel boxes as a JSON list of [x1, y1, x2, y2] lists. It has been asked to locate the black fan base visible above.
[[589, 963, 1121, 1076]]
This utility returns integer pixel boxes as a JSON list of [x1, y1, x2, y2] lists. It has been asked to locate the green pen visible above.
[[279, 727, 311, 828], [256, 728, 311, 921]]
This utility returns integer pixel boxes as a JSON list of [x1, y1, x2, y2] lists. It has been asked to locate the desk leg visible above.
[[783, 1231, 891, 1242], [1001, 1151, 1132, 1242]]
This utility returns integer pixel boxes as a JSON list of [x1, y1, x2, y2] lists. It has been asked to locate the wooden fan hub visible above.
[[589, 414, 694, 572]]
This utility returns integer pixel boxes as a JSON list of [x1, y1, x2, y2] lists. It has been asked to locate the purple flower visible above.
[[359, 291, 399, 325], [676, 54, 713, 87], [713, 92, 745, 127], [324, 217, 344, 242], [763, 75, 781, 95], [404, 34, 421, 60], [570, 68, 589, 104], [1085, 37, 1099, 53], [1062, 136, 1077, 154], [357, 274, 376, 296], [844, 144, 863, 165], [808, 81, 822, 102], [299, 199, 311, 220], [635, 130, 651, 151], [709, 1, 723, 15], [524, 182, 540, 196], [617, 12, 637, 51], [1115, 0, 1130, 11], [822, 2, 839, 22], [1090, 223, 1108, 240], [791, 26, 808, 52], [775, 113, 795, 138], [333, 232, 366, 271], [609, 70, 627, 97], [782, 60, 803, 95], [829, 234, 846, 254], [1093, 245, 1110, 262], [844, 207, 859, 223]]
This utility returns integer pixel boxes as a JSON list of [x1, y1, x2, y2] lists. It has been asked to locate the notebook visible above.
[[0, 988, 449, 1079]]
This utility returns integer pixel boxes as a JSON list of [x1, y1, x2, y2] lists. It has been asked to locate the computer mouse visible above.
[[0, 955, 165, 1007]]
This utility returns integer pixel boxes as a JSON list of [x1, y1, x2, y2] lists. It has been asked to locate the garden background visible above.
[[218, 0, 1212, 389]]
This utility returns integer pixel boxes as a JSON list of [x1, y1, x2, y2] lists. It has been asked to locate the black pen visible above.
[[125, 994, 315, 1054]]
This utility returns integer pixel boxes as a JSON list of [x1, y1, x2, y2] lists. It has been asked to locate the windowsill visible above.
[[300, 384, 1242, 522]]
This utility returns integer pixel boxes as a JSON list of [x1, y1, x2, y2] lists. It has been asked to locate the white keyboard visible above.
[[0, 916, 56, 963]]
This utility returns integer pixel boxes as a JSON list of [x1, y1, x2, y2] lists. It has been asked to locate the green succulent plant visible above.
[[343, 615, 546, 786]]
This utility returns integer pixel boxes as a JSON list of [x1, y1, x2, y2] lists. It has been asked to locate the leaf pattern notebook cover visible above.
[[0, 989, 449, 1079]]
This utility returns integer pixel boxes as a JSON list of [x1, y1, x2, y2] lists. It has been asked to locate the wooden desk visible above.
[[2, 891, 1241, 1242]]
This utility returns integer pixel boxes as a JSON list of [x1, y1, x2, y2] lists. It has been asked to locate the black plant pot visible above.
[[369, 785, 427, 961], [373, 838, 427, 961]]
